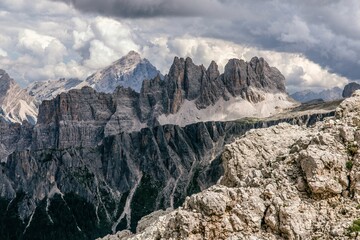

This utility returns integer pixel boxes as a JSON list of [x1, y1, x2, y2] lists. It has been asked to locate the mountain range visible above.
[[0, 53, 328, 240], [0, 51, 351, 240], [290, 87, 343, 103]]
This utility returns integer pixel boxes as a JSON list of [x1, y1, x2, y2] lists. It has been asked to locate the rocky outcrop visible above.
[[223, 57, 285, 101], [0, 69, 38, 124], [102, 91, 360, 240], [342, 82, 360, 98]]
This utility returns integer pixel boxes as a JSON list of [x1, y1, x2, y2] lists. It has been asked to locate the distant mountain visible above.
[[290, 87, 343, 103], [0, 69, 38, 124], [342, 82, 360, 98], [27, 51, 161, 103], [86, 50, 161, 93]]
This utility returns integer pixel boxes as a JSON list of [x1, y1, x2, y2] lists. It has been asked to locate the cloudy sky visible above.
[[0, 0, 358, 92]]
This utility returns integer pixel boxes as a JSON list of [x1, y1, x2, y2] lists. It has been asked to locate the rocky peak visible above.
[[184, 57, 205, 100], [223, 56, 286, 99], [85, 51, 161, 93], [26, 51, 161, 102], [223, 58, 248, 96], [27, 77, 86, 103], [111, 51, 142, 72], [207, 60, 220, 81]]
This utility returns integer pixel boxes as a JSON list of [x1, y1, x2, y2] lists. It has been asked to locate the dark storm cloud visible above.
[[53, 0, 222, 18]]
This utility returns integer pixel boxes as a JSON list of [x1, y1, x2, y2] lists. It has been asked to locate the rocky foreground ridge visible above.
[[101, 91, 360, 239], [0, 110, 332, 240]]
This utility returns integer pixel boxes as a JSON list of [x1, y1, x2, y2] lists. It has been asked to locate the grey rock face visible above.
[[33, 86, 115, 150], [342, 82, 360, 98], [0, 120, 32, 162], [223, 57, 285, 101]]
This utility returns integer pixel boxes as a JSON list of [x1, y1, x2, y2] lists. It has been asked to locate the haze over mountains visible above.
[[290, 87, 343, 103]]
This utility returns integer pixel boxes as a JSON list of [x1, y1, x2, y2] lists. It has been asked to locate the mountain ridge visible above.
[[33, 55, 296, 140]]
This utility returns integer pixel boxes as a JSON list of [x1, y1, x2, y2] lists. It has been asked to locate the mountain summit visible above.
[[0, 70, 37, 124], [85, 51, 161, 93]]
